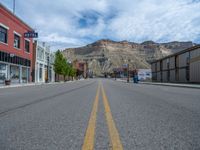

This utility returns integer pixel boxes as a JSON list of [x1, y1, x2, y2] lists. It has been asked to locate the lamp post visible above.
[[46, 55, 50, 83]]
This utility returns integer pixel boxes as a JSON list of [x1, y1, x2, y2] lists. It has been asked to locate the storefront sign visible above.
[[24, 32, 38, 38]]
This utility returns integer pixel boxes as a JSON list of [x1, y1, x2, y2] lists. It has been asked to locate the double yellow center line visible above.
[[82, 83, 100, 150], [82, 81, 123, 150]]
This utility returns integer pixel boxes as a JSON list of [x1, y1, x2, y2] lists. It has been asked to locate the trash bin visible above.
[[5, 80, 11, 85]]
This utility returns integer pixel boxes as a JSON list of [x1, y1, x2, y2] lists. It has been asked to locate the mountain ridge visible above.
[[63, 39, 195, 75]]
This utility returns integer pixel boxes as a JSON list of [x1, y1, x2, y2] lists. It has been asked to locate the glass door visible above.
[[0, 63, 7, 84]]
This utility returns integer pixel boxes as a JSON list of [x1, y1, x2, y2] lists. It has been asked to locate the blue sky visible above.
[[1, 0, 200, 51]]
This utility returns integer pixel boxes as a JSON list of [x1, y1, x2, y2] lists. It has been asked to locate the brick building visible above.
[[73, 60, 87, 78], [0, 3, 33, 85]]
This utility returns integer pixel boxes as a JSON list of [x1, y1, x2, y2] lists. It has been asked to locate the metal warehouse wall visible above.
[[179, 52, 189, 67], [169, 57, 175, 69], [178, 68, 187, 82], [151, 45, 200, 83], [190, 48, 200, 82], [170, 70, 176, 82], [162, 59, 168, 70], [157, 72, 161, 82], [162, 71, 168, 82], [151, 63, 156, 72], [156, 62, 160, 72]]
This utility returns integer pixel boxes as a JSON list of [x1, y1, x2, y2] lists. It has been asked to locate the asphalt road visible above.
[[0, 79, 200, 150]]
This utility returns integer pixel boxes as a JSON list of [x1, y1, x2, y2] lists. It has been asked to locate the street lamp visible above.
[[46, 55, 50, 83]]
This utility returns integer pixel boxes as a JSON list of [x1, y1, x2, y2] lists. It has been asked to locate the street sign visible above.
[[24, 32, 38, 38]]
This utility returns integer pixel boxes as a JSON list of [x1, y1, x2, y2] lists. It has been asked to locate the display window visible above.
[[22, 67, 28, 83], [10, 65, 20, 83], [0, 63, 7, 83]]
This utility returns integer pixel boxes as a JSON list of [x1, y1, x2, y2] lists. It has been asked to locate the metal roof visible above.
[[150, 45, 200, 64]]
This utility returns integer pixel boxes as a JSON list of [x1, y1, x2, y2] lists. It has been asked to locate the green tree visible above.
[[62, 59, 70, 81], [54, 50, 66, 81], [54, 50, 76, 81], [69, 67, 77, 80]]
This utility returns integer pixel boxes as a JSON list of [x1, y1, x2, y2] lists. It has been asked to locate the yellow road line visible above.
[[101, 83, 124, 150], [82, 83, 100, 150]]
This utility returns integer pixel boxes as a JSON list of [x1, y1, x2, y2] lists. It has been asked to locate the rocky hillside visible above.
[[62, 39, 195, 75]]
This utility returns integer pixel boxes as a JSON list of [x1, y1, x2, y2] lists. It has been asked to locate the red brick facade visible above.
[[0, 4, 34, 83]]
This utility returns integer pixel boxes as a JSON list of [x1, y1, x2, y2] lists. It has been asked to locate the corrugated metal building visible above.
[[151, 45, 200, 83]]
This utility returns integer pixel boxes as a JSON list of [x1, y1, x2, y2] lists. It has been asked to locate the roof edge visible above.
[[0, 2, 34, 31], [150, 45, 200, 64]]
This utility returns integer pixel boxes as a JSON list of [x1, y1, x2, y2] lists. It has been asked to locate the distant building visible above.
[[32, 41, 55, 83], [112, 67, 151, 80], [73, 60, 87, 78], [137, 69, 152, 81], [0, 3, 33, 85], [113, 67, 127, 78], [151, 45, 200, 83]]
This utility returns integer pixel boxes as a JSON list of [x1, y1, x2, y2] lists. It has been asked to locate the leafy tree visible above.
[[68, 67, 77, 80], [54, 50, 67, 81], [54, 50, 77, 81], [62, 59, 70, 81], [54, 50, 64, 75], [71, 68, 77, 77]]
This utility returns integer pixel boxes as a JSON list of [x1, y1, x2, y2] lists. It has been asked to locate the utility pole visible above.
[[127, 63, 129, 83], [13, 0, 15, 14]]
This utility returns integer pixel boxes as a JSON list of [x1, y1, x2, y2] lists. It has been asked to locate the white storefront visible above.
[[34, 41, 55, 83]]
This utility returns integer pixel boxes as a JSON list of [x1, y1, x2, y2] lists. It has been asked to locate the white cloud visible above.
[[108, 0, 200, 42], [1, 0, 200, 51]]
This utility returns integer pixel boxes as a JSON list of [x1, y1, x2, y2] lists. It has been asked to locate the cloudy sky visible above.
[[1, 0, 200, 50]]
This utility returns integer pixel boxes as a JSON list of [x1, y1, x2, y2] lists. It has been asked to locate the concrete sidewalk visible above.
[[0, 82, 57, 89], [115, 78, 200, 89], [0, 79, 86, 89]]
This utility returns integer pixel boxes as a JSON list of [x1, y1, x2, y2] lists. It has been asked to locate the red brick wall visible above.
[[0, 4, 34, 80]]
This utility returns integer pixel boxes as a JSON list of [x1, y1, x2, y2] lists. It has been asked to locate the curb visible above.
[[0, 79, 87, 89], [113, 79, 200, 89], [140, 82, 200, 89]]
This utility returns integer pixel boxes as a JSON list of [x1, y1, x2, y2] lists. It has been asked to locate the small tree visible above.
[[71, 68, 76, 76], [68, 67, 76, 80], [62, 59, 70, 81], [54, 50, 65, 81]]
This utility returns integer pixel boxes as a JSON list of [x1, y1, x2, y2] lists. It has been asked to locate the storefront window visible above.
[[27, 68, 30, 82], [22, 67, 27, 83], [37, 47, 44, 61], [0, 63, 7, 83], [10, 65, 20, 83], [39, 64, 43, 81]]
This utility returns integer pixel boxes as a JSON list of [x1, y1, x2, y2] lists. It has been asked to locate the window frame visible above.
[[14, 33, 21, 49], [0, 25, 8, 44], [25, 39, 30, 53]]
